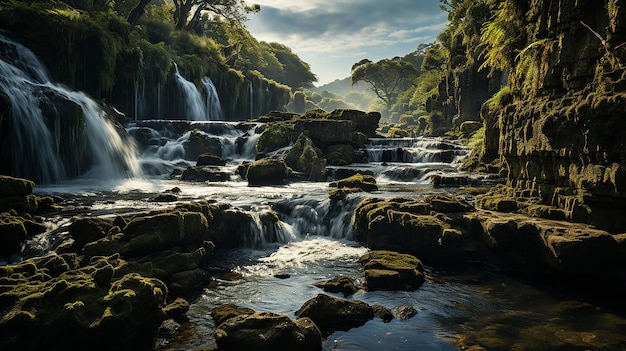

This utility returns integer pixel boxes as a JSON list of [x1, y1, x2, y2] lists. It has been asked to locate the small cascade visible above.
[[202, 76, 223, 121], [367, 137, 469, 164], [127, 120, 262, 176], [173, 63, 207, 121], [0, 33, 140, 184], [248, 80, 254, 118], [173, 64, 223, 121]]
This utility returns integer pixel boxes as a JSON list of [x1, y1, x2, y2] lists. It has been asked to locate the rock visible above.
[[313, 275, 357, 295], [215, 312, 322, 351], [256, 123, 291, 154], [327, 109, 381, 137], [196, 153, 226, 166], [68, 217, 113, 250], [180, 166, 230, 182], [0, 195, 38, 213], [151, 194, 178, 202], [294, 119, 354, 145], [425, 194, 475, 213], [329, 173, 378, 192], [185, 130, 222, 160], [212, 304, 255, 326], [392, 305, 418, 320], [162, 297, 190, 321], [246, 158, 291, 186], [459, 121, 483, 138], [326, 144, 355, 166], [0, 254, 167, 350], [359, 250, 425, 291], [0, 216, 27, 255], [372, 304, 394, 322], [295, 294, 374, 334], [283, 133, 327, 181], [0, 175, 34, 197]]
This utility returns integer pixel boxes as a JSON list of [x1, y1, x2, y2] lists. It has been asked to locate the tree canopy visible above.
[[351, 58, 419, 109]]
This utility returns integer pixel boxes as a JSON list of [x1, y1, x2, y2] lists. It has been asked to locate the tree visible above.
[[173, 0, 259, 31], [266, 42, 317, 90], [351, 58, 419, 109]]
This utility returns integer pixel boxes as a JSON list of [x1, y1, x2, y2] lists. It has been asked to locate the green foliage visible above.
[[265, 42, 317, 90], [351, 58, 419, 109], [468, 126, 485, 151], [485, 85, 512, 111], [479, 1, 524, 76]]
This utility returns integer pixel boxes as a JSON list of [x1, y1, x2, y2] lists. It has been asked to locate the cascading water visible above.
[[202, 77, 223, 121], [248, 80, 254, 118], [173, 63, 223, 121], [0, 33, 140, 184]]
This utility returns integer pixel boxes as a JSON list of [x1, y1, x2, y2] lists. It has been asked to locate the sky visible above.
[[246, 0, 448, 86]]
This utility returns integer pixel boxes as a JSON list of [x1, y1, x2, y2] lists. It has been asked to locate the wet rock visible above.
[[0, 215, 27, 255], [68, 217, 113, 250], [256, 123, 291, 154], [392, 305, 418, 320], [185, 130, 222, 160], [294, 119, 354, 145], [162, 297, 190, 321], [215, 312, 322, 351], [329, 173, 378, 192], [0, 175, 34, 197], [180, 166, 230, 182], [0, 254, 167, 350], [246, 158, 291, 186], [295, 293, 374, 334], [313, 275, 357, 295], [359, 250, 425, 291], [327, 109, 380, 137], [326, 144, 355, 166], [196, 153, 226, 166], [151, 194, 178, 202], [372, 304, 394, 322], [283, 133, 327, 181], [211, 304, 256, 326]]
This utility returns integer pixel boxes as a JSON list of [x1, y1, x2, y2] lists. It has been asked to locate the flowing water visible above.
[[3, 34, 626, 351]]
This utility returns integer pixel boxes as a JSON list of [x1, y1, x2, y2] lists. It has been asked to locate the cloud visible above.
[[246, 0, 448, 84]]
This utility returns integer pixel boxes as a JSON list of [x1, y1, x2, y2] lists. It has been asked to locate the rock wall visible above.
[[478, 0, 626, 232]]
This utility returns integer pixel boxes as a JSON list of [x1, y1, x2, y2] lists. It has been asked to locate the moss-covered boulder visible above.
[[328, 109, 381, 137], [283, 133, 327, 181], [0, 254, 167, 351], [313, 275, 358, 295], [256, 123, 291, 154], [215, 311, 322, 351], [68, 217, 114, 251], [196, 153, 226, 166], [185, 130, 222, 161], [180, 166, 230, 182], [246, 158, 291, 186], [294, 119, 354, 145], [0, 216, 27, 256], [326, 144, 355, 166], [0, 175, 34, 198], [212, 303, 256, 326], [358, 250, 425, 291], [330, 174, 378, 192], [295, 294, 374, 335]]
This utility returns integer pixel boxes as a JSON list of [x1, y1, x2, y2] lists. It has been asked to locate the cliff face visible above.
[[478, 0, 626, 232]]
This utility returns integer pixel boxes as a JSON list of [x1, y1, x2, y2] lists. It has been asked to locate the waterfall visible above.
[[248, 80, 254, 118], [173, 64, 223, 121], [173, 63, 207, 121], [202, 76, 223, 121], [0, 33, 140, 184]]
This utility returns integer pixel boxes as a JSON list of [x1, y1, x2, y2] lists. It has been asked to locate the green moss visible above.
[[256, 123, 292, 154], [330, 174, 378, 192]]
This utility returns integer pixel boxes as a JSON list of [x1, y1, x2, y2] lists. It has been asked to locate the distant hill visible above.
[[311, 77, 374, 97]]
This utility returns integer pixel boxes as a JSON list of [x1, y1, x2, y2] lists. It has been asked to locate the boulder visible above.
[[68, 217, 114, 250], [313, 275, 357, 295], [328, 109, 381, 137], [212, 303, 255, 326], [180, 166, 230, 182], [372, 304, 394, 322], [0, 254, 167, 351], [246, 158, 290, 186], [0, 175, 34, 197], [283, 133, 327, 181], [185, 130, 222, 160], [359, 250, 425, 291], [392, 305, 418, 320], [196, 153, 226, 166], [0, 216, 27, 256], [295, 294, 374, 334], [329, 174, 378, 192], [326, 144, 355, 166], [215, 312, 321, 351], [256, 123, 291, 154], [294, 119, 354, 145]]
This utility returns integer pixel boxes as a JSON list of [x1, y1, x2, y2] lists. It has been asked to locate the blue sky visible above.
[[246, 0, 448, 86]]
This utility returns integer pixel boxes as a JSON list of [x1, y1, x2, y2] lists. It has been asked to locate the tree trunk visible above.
[[128, 0, 153, 26]]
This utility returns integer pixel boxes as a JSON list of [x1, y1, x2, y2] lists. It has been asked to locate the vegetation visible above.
[[0, 0, 316, 119], [351, 58, 419, 110]]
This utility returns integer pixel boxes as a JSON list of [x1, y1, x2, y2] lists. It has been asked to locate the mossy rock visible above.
[[326, 144, 355, 166], [328, 109, 381, 137], [212, 303, 255, 326], [68, 217, 114, 250], [313, 275, 357, 295], [359, 250, 425, 291], [256, 123, 291, 154], [0, 176, 34, 197], [196, 153, 226, 166], [330, 174, 378, 192], [246, 158, 291, 186], [295, 293, 373, 335], [283, 133, 327, 181], [0, 216, 27, 255]]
